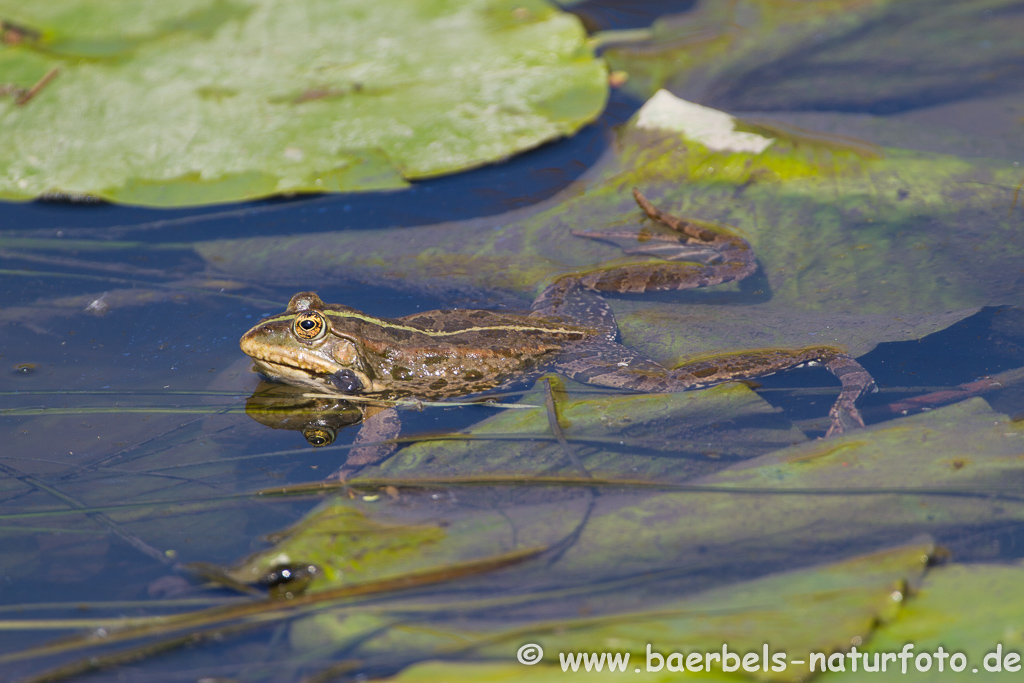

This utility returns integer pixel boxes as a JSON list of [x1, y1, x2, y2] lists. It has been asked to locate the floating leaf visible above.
[[0, 0, 607, 205], [366, 539, 933, 681], [226, 504, 448, 592], [827, 563, 1024, 681]]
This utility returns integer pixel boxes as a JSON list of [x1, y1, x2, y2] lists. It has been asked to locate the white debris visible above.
[[85, 294, 111, 316], [635, 89, 774, 154]]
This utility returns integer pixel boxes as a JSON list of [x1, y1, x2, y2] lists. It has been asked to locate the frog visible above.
[[240, 190, 875, 478]]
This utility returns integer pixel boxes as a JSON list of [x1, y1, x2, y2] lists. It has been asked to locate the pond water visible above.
[[3, 1, 1024, 681]]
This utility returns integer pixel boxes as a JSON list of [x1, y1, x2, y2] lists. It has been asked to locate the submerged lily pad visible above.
[[0, 0, 607, 205], [827, 563, 1024, 681], [366, 377, 803, 481], [316, 539, 933, 681], [601, 0, 1024, 113], [219, 399, 1024, 677], [232, 399, 1024, 598]]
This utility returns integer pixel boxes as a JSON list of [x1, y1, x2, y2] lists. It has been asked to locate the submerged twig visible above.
[[5, 193, 340, 240], [0, 248, 175, 277], [0, 463, 173, 566], [1011, 172, 1024, 218], [300, 391, 539, 410], [1, 406, 246, 417], [0, 268, 282, 309], [543, 378, 591, 479], [296, 475, 1024, 503], [15, 66, 59, 106], [875, 365, 1024, 417], [17, 621, 262, 683]]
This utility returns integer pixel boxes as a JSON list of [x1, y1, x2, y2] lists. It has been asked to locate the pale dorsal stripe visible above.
[[258, 309, 584, 338]]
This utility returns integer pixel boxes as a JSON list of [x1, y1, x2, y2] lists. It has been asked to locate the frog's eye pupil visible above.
[[300, 319, 316, 330]]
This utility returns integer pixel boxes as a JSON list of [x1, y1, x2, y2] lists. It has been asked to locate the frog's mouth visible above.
[[254, 363, 366, 394], [249, 357, 365, 394]]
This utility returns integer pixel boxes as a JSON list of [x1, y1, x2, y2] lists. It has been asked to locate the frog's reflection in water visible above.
[[245, 382, 402, 480], [245, 382, 364, 448]]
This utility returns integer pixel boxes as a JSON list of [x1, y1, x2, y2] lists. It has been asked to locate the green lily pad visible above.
[[226, 503, 447, 592], [368, 558, 1024, 683], [328, 539, 933, 681], [824, 563, 1024, 680], [0, 0, 607, 205]]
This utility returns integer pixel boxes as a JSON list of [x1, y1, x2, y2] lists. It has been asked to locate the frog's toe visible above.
[[826, 403, 866, 437], [570, 229, 720, 262], [622, 241, 722, 262]]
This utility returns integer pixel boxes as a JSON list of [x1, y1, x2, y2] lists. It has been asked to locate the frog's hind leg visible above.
[[822, 354, 877, 436], [669, 347, 876, 436], [568, 189, 757, 294], [533, 190, 755, 328]]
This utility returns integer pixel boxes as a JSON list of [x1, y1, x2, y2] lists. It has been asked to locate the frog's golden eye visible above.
[[292, 311, 326, 341], [303, 427, 335, 447]]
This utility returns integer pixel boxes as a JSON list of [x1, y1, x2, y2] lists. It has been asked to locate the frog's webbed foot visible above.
[[571, 230, 724, 263], [823, 355, 877, 437], [327, 407, 401, 481], [568, 189, 756, 294]]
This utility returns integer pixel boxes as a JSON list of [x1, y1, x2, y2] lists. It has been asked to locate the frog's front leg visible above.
[[327, 406, 401, 481]]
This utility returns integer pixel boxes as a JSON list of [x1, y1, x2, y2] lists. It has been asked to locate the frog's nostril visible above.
[[329, 369, 363, 393]]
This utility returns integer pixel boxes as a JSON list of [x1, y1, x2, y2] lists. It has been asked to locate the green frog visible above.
[[240, 190, 875, 477]]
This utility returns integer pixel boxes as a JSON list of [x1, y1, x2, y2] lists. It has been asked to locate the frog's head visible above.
[[240, 292, 374, 394]]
